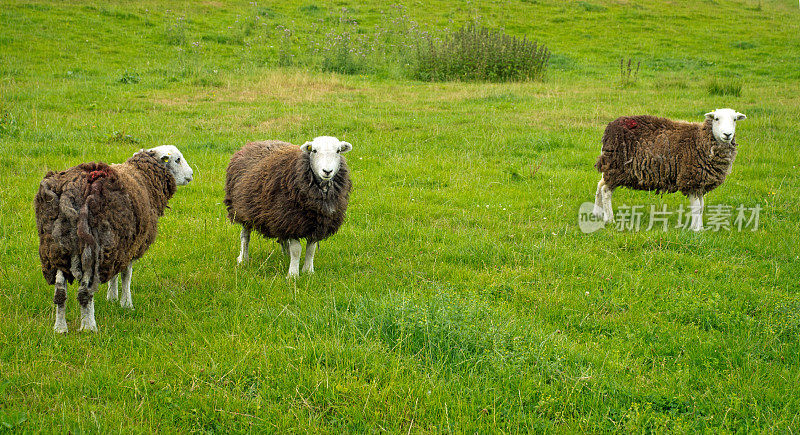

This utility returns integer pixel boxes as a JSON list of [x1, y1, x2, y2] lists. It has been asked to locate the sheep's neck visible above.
[[701, 137, 737, 178], [130, 159, 174, 214]]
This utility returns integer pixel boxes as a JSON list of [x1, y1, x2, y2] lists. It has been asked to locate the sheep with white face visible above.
[[593, 108, 747, 232], [224, 136, 353, 279], [35, 145, 193, 333]]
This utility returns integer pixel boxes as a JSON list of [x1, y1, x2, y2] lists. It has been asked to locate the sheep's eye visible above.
[[714, 117, 719, 121], [176, 158, 181, 164], [311, 149, 317, 153]]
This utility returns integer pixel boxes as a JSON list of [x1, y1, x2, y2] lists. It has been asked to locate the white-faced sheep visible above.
[[593, 108, 747, 231], [35, 145, 193, 333], [224, 136, 352, 278]]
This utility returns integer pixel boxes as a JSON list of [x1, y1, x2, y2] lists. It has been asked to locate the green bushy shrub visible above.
[[413, 23, 550, 82]]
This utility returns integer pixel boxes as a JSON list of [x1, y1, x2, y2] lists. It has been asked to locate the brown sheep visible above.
[[35, 146, 193, 333], [224, 136, 352, 278], [593, 108, 746, 231]]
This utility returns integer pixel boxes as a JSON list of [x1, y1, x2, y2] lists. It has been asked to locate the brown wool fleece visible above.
[[224, 140, 351, 242], [34, 151, 177, 286], [595, 116, 738, 196]]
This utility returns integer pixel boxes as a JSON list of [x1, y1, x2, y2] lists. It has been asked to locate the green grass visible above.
[[2, 0, 800, 432]]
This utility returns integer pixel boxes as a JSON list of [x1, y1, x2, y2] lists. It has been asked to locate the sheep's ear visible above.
[[735, 112, 747, 121], [300, 142, 313, 153], [339, 141, 352, 153], [704, 111, 715, 120]]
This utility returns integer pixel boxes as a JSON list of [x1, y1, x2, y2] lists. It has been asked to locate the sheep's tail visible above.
[[76, 167, 111, 295]]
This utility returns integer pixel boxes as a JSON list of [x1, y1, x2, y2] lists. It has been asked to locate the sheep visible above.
[[35, 145, 193, 333], [592, 108, 746, 231], [224, 136, 352, 278]]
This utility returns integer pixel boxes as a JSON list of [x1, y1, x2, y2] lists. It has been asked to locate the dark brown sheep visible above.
[[35, 146, 193, 333], [224, 136, 352, 277], [592, 108, 746, 231]]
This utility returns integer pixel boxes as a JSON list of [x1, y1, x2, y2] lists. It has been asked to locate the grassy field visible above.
[[2, 0, 800, 432]]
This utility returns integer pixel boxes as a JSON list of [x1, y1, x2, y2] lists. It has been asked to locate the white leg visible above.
[[689, 194, 704, 231], [287, 239, 301, 278], [237, 227, 251, 264], [593, 178, 606, 219], [119, 263, 134, 309], [302, 241, 317, 274], [53, 270, 68, 334], [107, 273, 119, 301], [601, 184, 614, 223], [79, 298, 97, 332]]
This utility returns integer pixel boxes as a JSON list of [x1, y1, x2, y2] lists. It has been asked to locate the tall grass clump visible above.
[[707, 78, 743, 97], [164, 14, 187, 46], [318, 29, 368, 75], [413, 23, 550, 82], [308, 5, 427, 77]]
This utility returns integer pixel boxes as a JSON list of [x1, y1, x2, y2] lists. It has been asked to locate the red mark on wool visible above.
[[624, 118, 638, 129], [87, 170, 109, 183]]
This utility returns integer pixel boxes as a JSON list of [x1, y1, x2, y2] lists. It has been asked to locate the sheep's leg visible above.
[[287, 239, 302, 278], [237, 227, 251, 264], [593, 177, 606, 220], [107, 273, 119, 301], [53, 270, 68, 334], [119, 263, 134, 309], [689, 195, 704, 231], [78, 280, 98, 333], [600, 184, 615, 223], [302, 241, 317, 274]]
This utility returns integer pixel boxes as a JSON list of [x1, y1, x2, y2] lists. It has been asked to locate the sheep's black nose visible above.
[[723, 133, 732, 140], [323, 169, 332, 176]]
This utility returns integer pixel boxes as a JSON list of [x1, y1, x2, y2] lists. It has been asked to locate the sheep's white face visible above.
[[148, 145, 194, 185], [300, 136, 352, 182], [705, 108, 746, 144]]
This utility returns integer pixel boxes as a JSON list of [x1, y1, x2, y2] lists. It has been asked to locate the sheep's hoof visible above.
[[53, 323, 68, 334], [286, 271, 299, 279], [302, 268, 315, 275], [237, 255, 248, 265], [79, 322, 98, 333], [106, 292, 118, 302], [120, 300, 133, 309]]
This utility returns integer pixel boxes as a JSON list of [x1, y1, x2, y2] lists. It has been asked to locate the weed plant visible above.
[[414, 23, 550, 82], [619, 58, 640, 87]]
